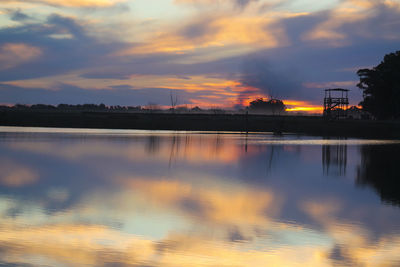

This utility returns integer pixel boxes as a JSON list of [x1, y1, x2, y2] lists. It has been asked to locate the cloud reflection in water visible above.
[[0, 128, 399, 267]]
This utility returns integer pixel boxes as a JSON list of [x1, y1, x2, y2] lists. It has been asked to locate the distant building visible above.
[[347, 106, 373, 120]]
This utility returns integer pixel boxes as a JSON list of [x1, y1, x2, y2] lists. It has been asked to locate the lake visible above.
[[0, 126, 399, 267]]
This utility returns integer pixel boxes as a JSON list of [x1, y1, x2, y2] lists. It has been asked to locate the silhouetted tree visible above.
[[357, 50, 400, 119], [248, 98, 286, 115], [14, 104, 29, 109], [191, 106, 202, 112], [31, 104, 56, 110]]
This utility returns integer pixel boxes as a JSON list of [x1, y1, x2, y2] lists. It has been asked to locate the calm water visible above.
[[0, 127, 400, 267]]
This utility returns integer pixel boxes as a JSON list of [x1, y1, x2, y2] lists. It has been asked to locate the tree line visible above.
[[0, 103, 142, 111]]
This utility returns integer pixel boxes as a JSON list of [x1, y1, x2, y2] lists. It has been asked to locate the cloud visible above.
[[0, 13, 125, 81], [80, 71, 132, 80], [0, 83, 198, 106], [239, 55, 301, 99], [0, 43, 41, 70], [1, 0, 126, 8], [174, 0, 260, 10], [9, 9, 32, 21], [329, 244, 357, 266], [46, 14, 87, 40], [303, 81, 357, 89], [303, 0, 400, 44], [118, 14, 287, 56]]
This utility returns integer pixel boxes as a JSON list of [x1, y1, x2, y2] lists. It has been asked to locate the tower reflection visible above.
[[322, 142, 347, 176]]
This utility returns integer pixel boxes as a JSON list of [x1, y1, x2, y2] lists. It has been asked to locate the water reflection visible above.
[[146, 135, 160, 154], [0, 127, 399, 267], [322, 143, 347, 176], [357, 144, 400, 206]]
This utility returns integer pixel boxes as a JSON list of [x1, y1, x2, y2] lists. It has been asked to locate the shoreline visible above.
[[1, 110, 399, 139]]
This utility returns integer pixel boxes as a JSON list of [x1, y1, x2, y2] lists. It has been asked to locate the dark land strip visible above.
[[1, 110, 400, 139]]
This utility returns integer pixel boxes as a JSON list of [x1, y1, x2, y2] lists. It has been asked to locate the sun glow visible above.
[[286, 106, 323, 113], [284, 100, 323, 114]]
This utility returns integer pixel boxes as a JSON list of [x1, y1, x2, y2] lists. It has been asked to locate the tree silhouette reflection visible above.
[[146, 135, 160, 154], [357, 145, 400, 206]]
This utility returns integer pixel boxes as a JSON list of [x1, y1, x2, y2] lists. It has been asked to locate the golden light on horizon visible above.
[[280, 99, 324, 113], [286, 106, 324, 113]]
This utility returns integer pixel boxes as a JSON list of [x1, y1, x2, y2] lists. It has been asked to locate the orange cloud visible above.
[[384, 0, 400, 9], [118, 15, 287, 57], [0, 43, 41, 70], [2, 73, 241, 95], [303, 0, 393, 43]]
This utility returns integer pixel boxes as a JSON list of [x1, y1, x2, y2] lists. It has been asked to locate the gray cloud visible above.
[[240, 55, 302, 99], [47, 14, 87, 40], [339, 3, 400, 40], [0, 83, 203, 106], [9, 9, 31, 21], [0, 261, 36, 267], [80, 72, 132, 80], [328, 244, 362, 267], [234, 0, 259, 9], [179, 19, 216, 40], [0, 13, 127, 81]]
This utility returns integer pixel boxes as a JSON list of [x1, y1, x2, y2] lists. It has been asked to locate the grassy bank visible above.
[[1, 110, 399, 139]]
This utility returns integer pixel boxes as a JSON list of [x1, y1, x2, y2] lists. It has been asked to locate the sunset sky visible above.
[[0, 0, 399, 112]]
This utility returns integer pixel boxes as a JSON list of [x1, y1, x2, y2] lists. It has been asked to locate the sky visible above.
[[0, 0, 400, 112]]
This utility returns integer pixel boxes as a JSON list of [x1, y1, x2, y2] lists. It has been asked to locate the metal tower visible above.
[[323, 88, 349, 119]]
